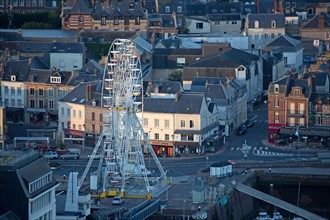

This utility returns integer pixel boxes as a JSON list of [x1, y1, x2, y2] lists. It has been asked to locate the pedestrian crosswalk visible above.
[[230, 146, 293, 157]]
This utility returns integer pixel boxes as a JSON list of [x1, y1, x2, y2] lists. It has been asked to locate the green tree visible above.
[[168, 69, 183, 81]]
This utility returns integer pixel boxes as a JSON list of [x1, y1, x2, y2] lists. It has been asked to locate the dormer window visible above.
[[274, 84, 279, 93], [165, 6, 170, 13], [177, 6, 182, 13], [50, 76, 61, 83], [271, 20, 276, 28], [11, 75, 16, 81], [254, 20, 259, 28]]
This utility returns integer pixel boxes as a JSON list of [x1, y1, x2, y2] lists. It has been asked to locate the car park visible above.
[[112, 196, 124, 205], [43, 151, 58, 159], [61, 152, 80, 159]]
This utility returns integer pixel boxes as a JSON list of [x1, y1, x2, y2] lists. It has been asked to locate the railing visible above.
[[287, 110, 305, 116], [122, 199, 161, 220]]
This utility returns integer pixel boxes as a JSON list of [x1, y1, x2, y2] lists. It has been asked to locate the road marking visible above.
[[231, 147, 234, 151], [265, 147, 268, 150], [265, 120, 268, 122]]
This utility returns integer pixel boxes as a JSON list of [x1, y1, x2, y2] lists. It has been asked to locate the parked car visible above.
[[112, 196, 125, 205], [61, 152, 80, 159], [87, 154, 102, 160], [245, 119, 255, 128], [276, 139, 287, 145], [236, 124, 247, 135], [43, 151, 58, 159]]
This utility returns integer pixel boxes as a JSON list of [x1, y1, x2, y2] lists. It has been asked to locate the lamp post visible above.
[[295, 126, 300, 167], [183, 199, 186, 219]]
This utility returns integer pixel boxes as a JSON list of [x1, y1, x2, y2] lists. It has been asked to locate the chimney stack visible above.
[[278, 0, 284, 14], [155, 0, 159, 13], [256, 0, 260, 14], [86, 84, 92, 101], [319, 15, 324, 28], [312, 74, 316, 93], [274, 0, 278, 13], [175, 91, 180, 102]]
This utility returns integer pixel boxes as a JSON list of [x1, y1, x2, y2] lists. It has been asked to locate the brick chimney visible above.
[[278, 0, 284, 14], [274, 0, 278, 13], [319, 15, 324, 28], [256, 0, 260, 14], [312, 74, 316, 93]]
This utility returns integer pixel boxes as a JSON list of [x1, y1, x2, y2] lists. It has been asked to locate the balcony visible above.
[[287, 110, 305, 118]]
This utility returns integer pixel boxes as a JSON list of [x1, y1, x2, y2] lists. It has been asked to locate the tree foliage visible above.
[[168, 69, 183, 81], [85, 42, 112, 59], [1, 11, 61, 29]]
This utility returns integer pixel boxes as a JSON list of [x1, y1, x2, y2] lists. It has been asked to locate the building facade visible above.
[[0, 151, 59, 219]]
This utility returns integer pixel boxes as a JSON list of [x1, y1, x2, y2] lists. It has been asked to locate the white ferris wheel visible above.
[[98, 38, 167, 198]]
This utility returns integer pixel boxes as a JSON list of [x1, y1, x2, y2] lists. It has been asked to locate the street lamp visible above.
[[183, 199, 186, 219], [295, 127, 300, 167]]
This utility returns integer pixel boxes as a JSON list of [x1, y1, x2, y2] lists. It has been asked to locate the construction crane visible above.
[[78, 38, 167, 199]]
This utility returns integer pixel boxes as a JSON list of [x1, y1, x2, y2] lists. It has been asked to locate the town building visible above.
[[138, 92, 221, 157], [0, 0, 60, 13], [244, 13, 286, 55], [264, 35, 304, 72], [0, 59, 29, 123], [0, 151, 59, 219], [57, 80, 106, 146], [182, 42, 263, 111], [61, 0, 148, 32], [268, 73, 330, 145], [299, 12, 330, 56]]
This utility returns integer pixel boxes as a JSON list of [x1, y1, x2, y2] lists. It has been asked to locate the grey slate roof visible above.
[[265, 35, 303, 52], [132, 35, 153, 54], [18, 157, 51, 183], [79, 59, 100, 75], [208, 14, 241, 21], [313, 72, 330, 87], [0, 59, 30, 82], [146, 80, 182, 94], [17, 157, 58, 197], [50, 42, 85, 53], [191, 77, 225, 92], [0, 41, 84, 54], [80, 30, 137, 43], [60, 80, 102, 106], [288, 78, 309, 97], [301, 12, 330, 29], [67, 0, 92, 15], [248, 13, 285, 28], [68, 72, 103, 87], [309, 92, 330, 104], [188, 47, 259, 68], [205, 1, 243, 14], [143, 93, 204, 114]]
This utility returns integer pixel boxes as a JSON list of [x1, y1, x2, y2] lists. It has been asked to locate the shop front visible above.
[[150, 140, 174, 157], [64, 128, 84, 145], [204, 132, 224, 152], [27, 108, 46, 125], [6, 107, 24, 123], [174, 141, 201, 155], [268, 123, 285, 143]]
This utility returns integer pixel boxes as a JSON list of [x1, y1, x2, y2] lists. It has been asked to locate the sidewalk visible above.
[[261, 138, 328, 153]]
